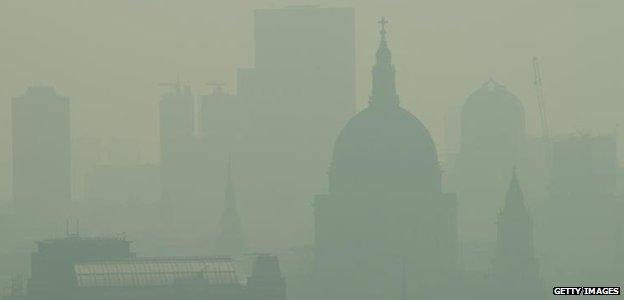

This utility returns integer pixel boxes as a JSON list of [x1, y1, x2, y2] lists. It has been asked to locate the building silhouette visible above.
[[158, 82, 203, 221], [12, 86, 71, 219], [492, 167, 543, 300], [27, 235, 133, 300], [246, 254, 286, 300], [196, 83, 245, 234], [25, 235, 284, 300], [235, 5, 356, 248], [314, 18, 457, 300], [215, 158, 245, 256], [452, 79, 526, 270], [199, 83, 243, 150], [540, 134, 619, 282]]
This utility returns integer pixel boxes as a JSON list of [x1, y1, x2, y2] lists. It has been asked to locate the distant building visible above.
[[541, 134, 619, 281], [314, 19, 457, 300], [158, 82, 203, 220], [550, 134, 617, 199], [452, 79, 526, 270], [12, 86, 71, 219], [492, 168, 544, 300], [236, 5, 356, 247], [199, 84, 243, 152], [197, 84, 245, 230], [26, 235, 285, 300]]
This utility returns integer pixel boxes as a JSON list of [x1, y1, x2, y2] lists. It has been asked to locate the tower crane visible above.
[[533, 57, 550, 140]]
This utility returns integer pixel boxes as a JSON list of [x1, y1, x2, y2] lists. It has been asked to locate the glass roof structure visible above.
[[74, 257, 239, 288]]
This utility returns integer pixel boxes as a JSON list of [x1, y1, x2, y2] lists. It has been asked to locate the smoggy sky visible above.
[[1, 0, 623, 179]]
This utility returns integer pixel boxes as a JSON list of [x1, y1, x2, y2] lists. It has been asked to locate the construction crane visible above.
[[206, 81, 226, 95], [533, 57, 550, 140]]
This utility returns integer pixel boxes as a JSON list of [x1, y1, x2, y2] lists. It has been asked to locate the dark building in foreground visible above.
[[12, 86, 71, 218], [314, 19, 457, 300], [26, 236, 284, 300]]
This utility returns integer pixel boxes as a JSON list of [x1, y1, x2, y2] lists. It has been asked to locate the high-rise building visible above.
[[314, 19, 457, 300], [158, 82, 202, 221], [197, 84, 244, 221], [12, 86, 71, 218], [492, 168, 543, 300], [452, 79, 526, 270], [235, 5, 356, 248]]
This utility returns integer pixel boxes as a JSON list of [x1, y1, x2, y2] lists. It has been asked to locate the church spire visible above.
[[370, 16, 399, 108], [225, 154, 235, 210], [215, 155, 245, 256], [506, 166, 523, 206], [493, 167, 543, 299]]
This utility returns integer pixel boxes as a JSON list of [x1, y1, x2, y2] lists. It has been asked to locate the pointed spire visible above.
[[215, 155, 245, 256], [375, 16, 391, 67], [494, 166, 542, 298], [505, 165, 526, 211], [378, 17, 388, 48], [370, 16, 399, 107]]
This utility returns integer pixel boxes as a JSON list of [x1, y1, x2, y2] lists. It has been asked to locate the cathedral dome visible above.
[[328, 18, 441, 196], [329, 105, 440, 195]]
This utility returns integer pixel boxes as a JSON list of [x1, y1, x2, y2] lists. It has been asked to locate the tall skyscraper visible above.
[[197, 84, 244, 216], [452, 79, 526, 270], [12, 86, 70, 218], [235, 5, 356, 248], [493, 167, 543, 300], [314, 18, 457, 300], [158, 82, 201, 221]]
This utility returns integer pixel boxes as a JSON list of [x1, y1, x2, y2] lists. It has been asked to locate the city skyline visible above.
[[1, 2, 624, 300]]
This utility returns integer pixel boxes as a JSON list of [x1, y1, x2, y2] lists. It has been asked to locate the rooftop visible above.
[[74, 257, 239, 288]]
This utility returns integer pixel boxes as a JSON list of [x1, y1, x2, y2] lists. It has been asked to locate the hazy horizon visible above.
[[2, 1, 623, 176]]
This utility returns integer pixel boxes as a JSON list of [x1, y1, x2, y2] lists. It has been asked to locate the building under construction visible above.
[[22, 235, 285, 300]]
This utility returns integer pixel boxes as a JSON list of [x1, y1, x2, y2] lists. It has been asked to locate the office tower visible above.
[[453, 79, 526, 269], [12, 86, 71, 218], [235, 5, 356, 248]]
